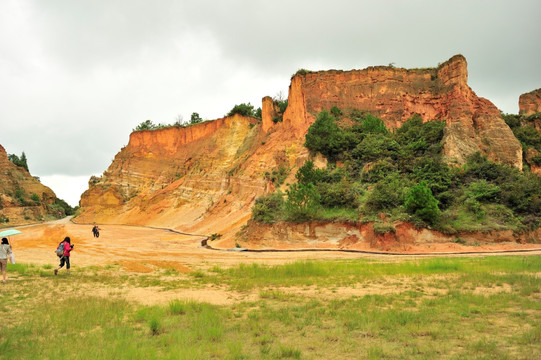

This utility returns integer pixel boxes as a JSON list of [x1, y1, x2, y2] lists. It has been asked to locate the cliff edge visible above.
[[280, 55, 521, 168]]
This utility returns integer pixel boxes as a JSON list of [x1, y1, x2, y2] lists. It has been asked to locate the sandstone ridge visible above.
[[280, 55, 521, 168], [78, 55, 527, 247]]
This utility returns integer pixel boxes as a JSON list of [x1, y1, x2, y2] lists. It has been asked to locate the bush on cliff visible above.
[[405, 181, 441, 225], [227, 103, 261, 118], [251, 108, 541, 232], [284, 183, 322, 222], [251, 192, 284, 224], [133, 120, 158, 132], [8, 152, 29, 172]]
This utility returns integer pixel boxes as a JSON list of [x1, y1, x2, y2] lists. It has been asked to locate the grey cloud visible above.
[[0, 0, 539, 204]]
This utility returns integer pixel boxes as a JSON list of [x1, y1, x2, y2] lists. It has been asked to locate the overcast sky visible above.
[[1, 0, 540, 206]]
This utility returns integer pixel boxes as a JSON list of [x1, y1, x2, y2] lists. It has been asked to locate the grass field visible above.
[[1, 256, 539, 359]]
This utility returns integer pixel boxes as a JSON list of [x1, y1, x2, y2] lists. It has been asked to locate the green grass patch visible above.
[[1, 256, 539, 359]]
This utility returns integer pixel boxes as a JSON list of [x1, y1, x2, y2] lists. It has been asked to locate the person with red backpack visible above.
[[54, 237, 74, 275]]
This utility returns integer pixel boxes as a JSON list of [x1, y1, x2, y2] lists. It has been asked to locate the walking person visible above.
[[92, 225, 100, 238], [54, 237, 74, 275], [0, 237, 13, 284]]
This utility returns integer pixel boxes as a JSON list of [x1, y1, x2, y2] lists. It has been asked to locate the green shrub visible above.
[[189, 112, 203, 124], [501, 113, 521, 129], [318, 181, 361, 209], [296, 160, 326, 185], [514, 125, 541, 150], [293, 68, 311, 77], [499, 172, 541, 216], [366, 179, 405, 212], [411, 156, 454, 195], [285, 183, 321, 222], [361, 114, 389, 135], [464, 198, 485, 219], [405, 181, 441, 225], [352, 133, 398, 165], [227, 103, 257, 117], [467, 180, 501, 202], [30, 193, 40, 204], [275, 99, 288, 114], [133, 120, 157, 132], [8, 152, 29, 171], [360, 159, 397, 183], [330, 106, 342, 117], [252, 192, 285, 224], [395, 116, 445, 156], [268, 166, 289, 186], [304, 111, 349, 162]]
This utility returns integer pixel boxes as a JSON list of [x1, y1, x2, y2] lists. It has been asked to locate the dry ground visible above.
[[4, 218, 540, 306]]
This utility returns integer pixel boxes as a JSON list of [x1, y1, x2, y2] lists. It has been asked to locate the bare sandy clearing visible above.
[[8, 219, 541, 272]]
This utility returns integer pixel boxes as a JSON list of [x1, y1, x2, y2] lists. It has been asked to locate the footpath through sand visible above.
[[9, 217, 541, 271]]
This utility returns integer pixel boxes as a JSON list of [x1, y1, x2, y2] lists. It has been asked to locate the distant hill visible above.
[[0, 144, 71, 225]]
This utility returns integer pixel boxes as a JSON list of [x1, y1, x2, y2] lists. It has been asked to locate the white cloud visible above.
[[40, 174, 94, 207]]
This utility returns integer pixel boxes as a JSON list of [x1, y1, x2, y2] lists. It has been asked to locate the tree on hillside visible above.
[[405, 181, 441, 225], [8, 151, 29, 172], [190, 112, 203, 124], [227, 103, 256, 117], [133, 120, 157, 132], [304, 111, 347, 163]]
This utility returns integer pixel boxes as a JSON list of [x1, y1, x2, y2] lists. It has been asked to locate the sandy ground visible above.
[[6, 217, 541, 271], [3, 218, 539, 306]]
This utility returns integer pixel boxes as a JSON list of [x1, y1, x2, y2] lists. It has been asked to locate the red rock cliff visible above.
[[77, 115, 274, 234], [519, 88, 541, 116], [283, 55, 522, 168]]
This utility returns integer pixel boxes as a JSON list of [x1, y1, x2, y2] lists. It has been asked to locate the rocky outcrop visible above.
[[261, 96, 276, 133], [519, 88, 541, 116], [0, 144, 57, 225], [78, 115, 274, 231], [283, 55, 522, 168], [237, 220, 540, 251]]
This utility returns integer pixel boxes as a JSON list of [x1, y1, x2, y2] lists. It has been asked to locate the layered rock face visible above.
[[519, 88, 541, 116], [282, 55, 522, 168], [0, 144, 57, 225], [78, 115, 282, 234]]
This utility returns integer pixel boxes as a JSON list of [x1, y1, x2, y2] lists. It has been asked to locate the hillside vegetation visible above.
[[252, 109, 541, 234]]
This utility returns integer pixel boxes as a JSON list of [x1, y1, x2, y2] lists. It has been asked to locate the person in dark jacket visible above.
[[54, 236, 74, 275]]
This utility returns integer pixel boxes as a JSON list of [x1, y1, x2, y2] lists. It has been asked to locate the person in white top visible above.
[[0, 237, 13, 284]]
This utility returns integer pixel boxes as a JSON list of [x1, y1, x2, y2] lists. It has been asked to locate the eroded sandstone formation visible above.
[[78, 55, 526, 244], [282, 55, 522, 168], [519, 88, 541, 116], [0, 144, 57, 225], [79, 115, 278, 232]]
